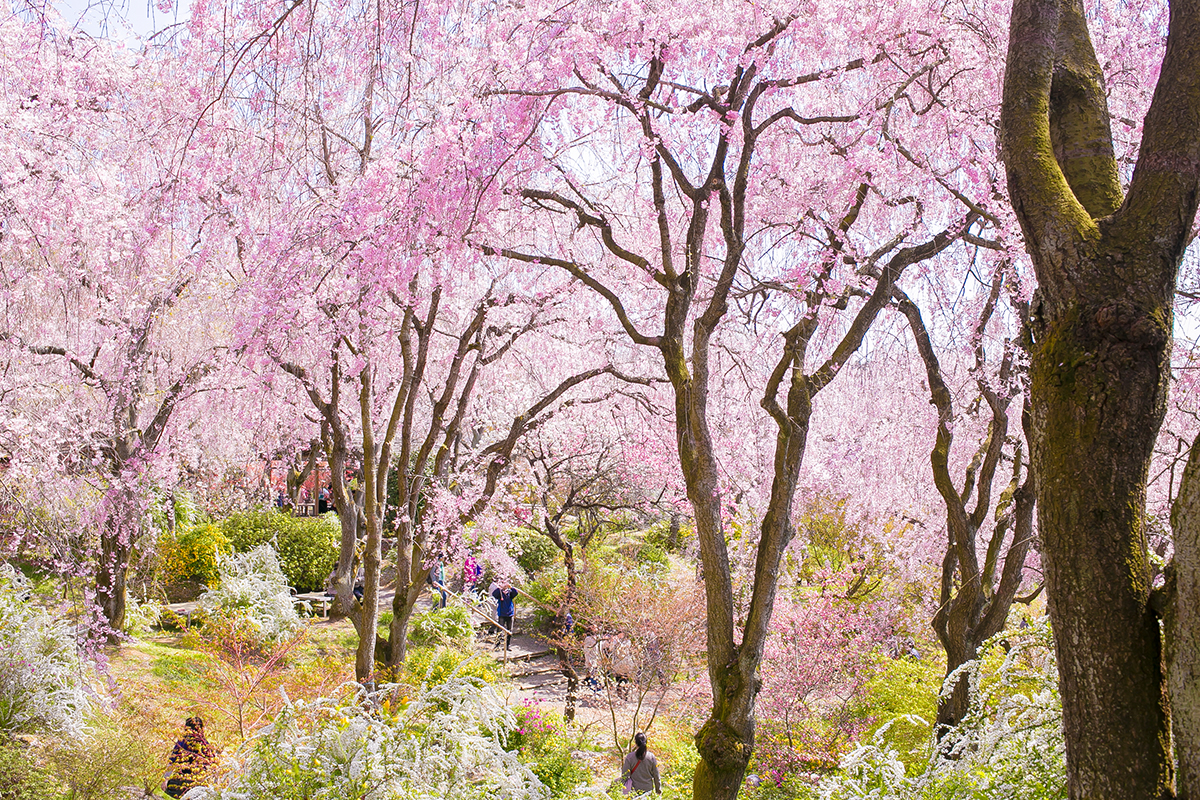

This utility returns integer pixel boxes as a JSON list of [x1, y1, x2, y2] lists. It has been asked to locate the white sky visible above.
[[54, 0, 192, 44]]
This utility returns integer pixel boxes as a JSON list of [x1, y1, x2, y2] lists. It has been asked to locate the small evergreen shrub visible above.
[[642, 518, 692, 554], [636, 542, 669, 572], [220, 510, 339, 592], [522, 567, 565, 632], [513, 529, 560, 576]]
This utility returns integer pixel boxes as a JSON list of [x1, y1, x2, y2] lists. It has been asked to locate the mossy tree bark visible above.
[[1169, 437, 1200, 800], [1001, 0, 1200, 794]]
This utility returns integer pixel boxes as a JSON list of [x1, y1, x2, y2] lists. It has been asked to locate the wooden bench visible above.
[[293, 592, 332, 618], [164, 601, 202, 628]]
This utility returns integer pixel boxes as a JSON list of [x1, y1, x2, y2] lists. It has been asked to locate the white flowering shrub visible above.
[[200, 545, 301, 643], [819, 617, 1065, 800], [192, 676, 565, 800], [0, 565, 90, 736], [124, 595, 163, 637]]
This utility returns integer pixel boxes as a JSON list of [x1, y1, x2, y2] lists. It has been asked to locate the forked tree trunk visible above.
[[1001, 0, 1200, 792], [387, 534, 426, 670], [897, 286, 1036, 735]]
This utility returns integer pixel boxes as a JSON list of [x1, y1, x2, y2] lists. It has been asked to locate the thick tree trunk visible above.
[[1001, 0, 1199, 791], [934, 633, 975, 732], [1168, 437, 1200, 800], [386, 534, 427, 670], [355, 508, 382, 683], [1030, 303, 1172, 797], [330, 512, 359, 617], [689, 484, 753, 800], [386, 568, 427, 669], [95, 481, 143, 642], [96, 528, 130, 642]]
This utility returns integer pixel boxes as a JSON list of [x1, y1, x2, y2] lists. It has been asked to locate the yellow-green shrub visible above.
[[159, 524, 232, 588]]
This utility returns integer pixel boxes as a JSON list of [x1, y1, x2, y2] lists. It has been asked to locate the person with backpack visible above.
[[620, 731, 661, 795]]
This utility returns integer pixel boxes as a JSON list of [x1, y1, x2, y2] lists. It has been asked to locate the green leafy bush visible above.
[[855, 654, 941, 773], [513, 529, 560, 576], [409, 606, 476, 649], [400, 647, 500, 689], [522, 567, 566, 632], [159, 524, 232, 588], [636, 542, 669, 572], [220, 510, 339, 592], [508, 701, 593, 798], [0, 738, 58, 800], [158, 608, 189, 632], [642, 518, 693, 554]]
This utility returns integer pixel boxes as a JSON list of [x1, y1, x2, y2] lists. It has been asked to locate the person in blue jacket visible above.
[[492, 582, 518, 647]]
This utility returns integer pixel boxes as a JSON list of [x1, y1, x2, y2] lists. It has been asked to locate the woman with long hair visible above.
[[620, 731, 662, 795]]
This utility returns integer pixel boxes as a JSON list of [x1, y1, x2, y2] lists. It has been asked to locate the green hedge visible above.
[[220, 511, 339, 593], [512, 529, 560, 576]]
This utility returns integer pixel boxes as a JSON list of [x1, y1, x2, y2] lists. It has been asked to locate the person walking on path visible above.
[[429, 561, 447, 609], [620, 731, 661, 795], [492, 582, 518, 647], [163, 716, 216, 798]]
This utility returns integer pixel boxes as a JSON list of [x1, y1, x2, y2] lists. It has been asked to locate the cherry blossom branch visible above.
[[478, 245, 660, 347], [460, 365, 642, 523]]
